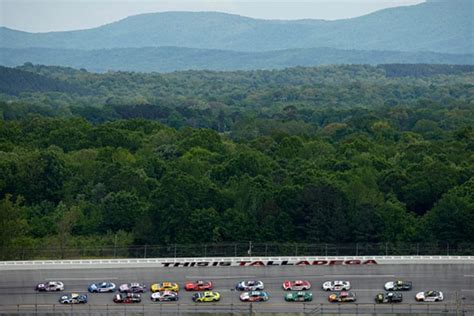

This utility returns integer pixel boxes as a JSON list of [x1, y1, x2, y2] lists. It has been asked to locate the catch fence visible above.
[[1, 242, 474, 261], [0, 302, 472, 315]]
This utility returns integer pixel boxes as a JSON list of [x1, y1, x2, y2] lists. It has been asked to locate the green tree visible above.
[[0, 195, 28, 258]]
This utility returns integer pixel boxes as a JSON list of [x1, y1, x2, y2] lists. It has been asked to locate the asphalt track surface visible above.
[[0, 263, 473, 315]]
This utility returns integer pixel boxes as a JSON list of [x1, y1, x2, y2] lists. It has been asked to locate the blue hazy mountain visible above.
[[1, 47, 471, 73], [1, 0, 472, 54]]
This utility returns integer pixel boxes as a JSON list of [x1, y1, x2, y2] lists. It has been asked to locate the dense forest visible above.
[[0, 64, 473, 258]]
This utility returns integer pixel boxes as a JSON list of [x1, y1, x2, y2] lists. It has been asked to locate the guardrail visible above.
[[1, 256, 473, 270], [2, 242, 474, 261], [0, 302, 472, 315]]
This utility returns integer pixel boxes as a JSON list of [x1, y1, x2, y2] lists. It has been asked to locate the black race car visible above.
[[113, 293, 142, 303], [375, 292, 403, 303]]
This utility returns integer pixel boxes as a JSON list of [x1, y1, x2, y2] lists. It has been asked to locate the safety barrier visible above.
[[1, 255, 473, 270]]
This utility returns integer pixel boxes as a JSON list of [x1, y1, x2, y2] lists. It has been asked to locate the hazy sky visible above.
[[1, 0, 425, 33]]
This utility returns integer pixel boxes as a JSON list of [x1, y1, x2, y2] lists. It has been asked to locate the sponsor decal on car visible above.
[[160, 259, 377, 267]]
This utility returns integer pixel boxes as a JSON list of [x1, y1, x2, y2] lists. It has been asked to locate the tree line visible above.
[[0, 64, 473, 257]]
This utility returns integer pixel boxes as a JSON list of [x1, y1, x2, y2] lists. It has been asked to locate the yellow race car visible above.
[[192, 291, 221, 302], [150, 282, 179, 293]]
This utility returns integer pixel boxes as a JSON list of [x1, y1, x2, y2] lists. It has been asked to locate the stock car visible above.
[[151, 291, 179, 302], [235, 280, 264, 291], [240, 291, 269, 302], [185, 280, 213, 291], [113, 293, 142, 303], [384, 280, 413, 291], [375, 292, 403, 303], [36, 281, 64, 292], [59, 293, 88, 304], [151, 282, 180, 293], [88, 282, 116, 293], [284, 291, 313, 302], [328, 291, 357, 303], [322, 280, 351, 291], [119, 283, 146, 293], [415, 291, 444, 302], [282, 280, 311, 291], [192, 291, 221, 302]]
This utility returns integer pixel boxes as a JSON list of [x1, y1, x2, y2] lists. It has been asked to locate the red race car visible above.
[[282, 280, 311, 291], [185, 280, 213, 291]]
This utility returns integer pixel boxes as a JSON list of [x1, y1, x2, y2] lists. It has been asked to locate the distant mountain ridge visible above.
[[1, 46, 472, 73], [1, 0, 472, 54]]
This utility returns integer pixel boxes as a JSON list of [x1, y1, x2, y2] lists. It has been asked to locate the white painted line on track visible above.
[[322, 275, 395, 278], [46, 277, 118, 280], [353, 289, 388, 291], [464, 275, 474, 277], [185, 276, 255, 279]]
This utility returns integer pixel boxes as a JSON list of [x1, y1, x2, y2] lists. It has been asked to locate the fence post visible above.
[[295, 244, 298, 256], [114, 234, 117, 258], [144, 245, 147, 258], [447, 242, 450, 256], [385, 243, 388, 256], [174, 244, 177, 258], [356, 243, 359, 256]]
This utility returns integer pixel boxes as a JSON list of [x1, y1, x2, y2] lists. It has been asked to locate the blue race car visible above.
[[59, 293, 88, 304], [88, 282, 116, 293]]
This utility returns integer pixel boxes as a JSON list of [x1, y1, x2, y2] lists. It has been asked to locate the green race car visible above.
[[284, 291, 313, 302]]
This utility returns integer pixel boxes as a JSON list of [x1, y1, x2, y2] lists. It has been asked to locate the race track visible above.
[[0, 261, 473, 315]]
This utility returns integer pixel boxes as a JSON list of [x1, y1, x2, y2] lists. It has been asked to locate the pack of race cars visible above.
[[34, 279, 444, 304]]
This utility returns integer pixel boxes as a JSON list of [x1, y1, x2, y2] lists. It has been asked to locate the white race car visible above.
[[323, 280, 351, 291], [415, 291, 444, 302], [36, 281, 64, 292], [235, 280, 264, 291], [151, 290, 179, 302], [88, 282, 116, 293], [119, 282, 146, 293]]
